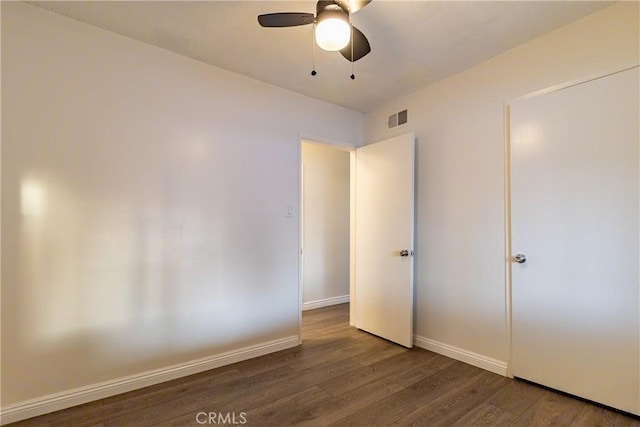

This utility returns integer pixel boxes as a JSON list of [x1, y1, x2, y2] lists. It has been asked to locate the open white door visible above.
[[510, 67, 639, 415], [355, 133, 415, 348]]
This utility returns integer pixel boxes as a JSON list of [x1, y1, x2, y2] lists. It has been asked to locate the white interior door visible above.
[[355, 133, 415, 348], [510, 67, 640, 415]]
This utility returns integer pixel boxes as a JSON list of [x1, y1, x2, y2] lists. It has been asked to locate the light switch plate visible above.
[[285, 205, 295, 218]]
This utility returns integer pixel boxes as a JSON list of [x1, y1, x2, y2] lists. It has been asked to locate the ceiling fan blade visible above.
[[257, 13, 315, 27], [335, 0, 372, 13], [340, 26, 371, 62]]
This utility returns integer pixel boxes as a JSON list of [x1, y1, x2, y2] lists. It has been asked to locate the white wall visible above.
[[0, 1, 362, 413], [301, 142, 350, 309], [364, 2, 639, 365]]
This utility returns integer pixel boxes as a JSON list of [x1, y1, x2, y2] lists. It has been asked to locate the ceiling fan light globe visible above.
[[315, 18, 350, 51]]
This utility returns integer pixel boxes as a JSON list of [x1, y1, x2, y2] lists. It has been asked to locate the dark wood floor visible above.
[[8, 303, 640, 426]]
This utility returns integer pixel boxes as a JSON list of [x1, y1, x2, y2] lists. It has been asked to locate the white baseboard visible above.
[[0, 336, 300, 425], [302, 295, 350, 311], [414, 335, 508, 377]]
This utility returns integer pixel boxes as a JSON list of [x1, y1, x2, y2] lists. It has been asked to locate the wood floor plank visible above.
[[349, 341, 408, 366], [392, 370, 511, 426], [452, 402, 517, 427], [319, 348, 436, 397], [487, 378, 546, 417], [155, 413, 203, 427], [386, 352, 455, 387], [302, 322, 352, 338], [511, 389, 587, 426], [231, 347, 305, 377], [287, 334, 392, 372], [204, 357, 364, 414], [286, 342, 373, 372], [570, 405, 640, 427], [298, 378, 404, 427], [243, 386, 336, 426], [330, 361, 484, 426]]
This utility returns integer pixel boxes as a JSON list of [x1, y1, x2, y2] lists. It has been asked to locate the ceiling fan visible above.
[[257, 0, 372, 65]]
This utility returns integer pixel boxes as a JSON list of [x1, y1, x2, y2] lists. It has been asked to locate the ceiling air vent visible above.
[[387, 109, 408, 130]]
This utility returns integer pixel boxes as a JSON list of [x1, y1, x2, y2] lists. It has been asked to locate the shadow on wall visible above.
[[3, 169, 293, 404]]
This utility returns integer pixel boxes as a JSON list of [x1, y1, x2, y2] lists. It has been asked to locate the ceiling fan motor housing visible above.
[[317, 1, 350, 19]]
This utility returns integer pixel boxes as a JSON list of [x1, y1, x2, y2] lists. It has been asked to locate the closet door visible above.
[[510, 67, 639, 415]]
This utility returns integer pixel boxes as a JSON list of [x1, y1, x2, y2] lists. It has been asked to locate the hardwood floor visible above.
[[8, 303, 640, 426]]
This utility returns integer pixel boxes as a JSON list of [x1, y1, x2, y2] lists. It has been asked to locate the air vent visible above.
[[387, 109, 408, 130], [398, 109, 408, 125], [387, 114, 398, 129]]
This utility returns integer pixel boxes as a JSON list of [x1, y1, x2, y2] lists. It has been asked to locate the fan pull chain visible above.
[[311, 23, 317, 76], [350, 24, 355, 80]]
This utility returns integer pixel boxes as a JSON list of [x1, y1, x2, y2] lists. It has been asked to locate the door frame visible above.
[[503, 65, 639, 378], [298, 133, 357, 342]]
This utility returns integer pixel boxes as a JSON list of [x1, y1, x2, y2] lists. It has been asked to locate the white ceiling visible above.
[[28, 1, 612, 113]]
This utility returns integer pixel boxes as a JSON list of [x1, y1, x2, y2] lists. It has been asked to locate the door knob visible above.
[[513, 253, 527, 264], [400, 250, 412, 257]]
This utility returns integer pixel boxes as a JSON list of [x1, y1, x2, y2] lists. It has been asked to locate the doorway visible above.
[[300, 140, 353, 317], [299, 133, 416, 348]]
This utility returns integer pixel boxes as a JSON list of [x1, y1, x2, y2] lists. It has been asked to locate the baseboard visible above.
[[302, 295, 349, 311], [0, 335, 300, 425], [414, 335, 508, 377]]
